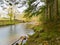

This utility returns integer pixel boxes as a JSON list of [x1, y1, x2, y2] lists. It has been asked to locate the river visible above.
[[0, 23, 35, 45]]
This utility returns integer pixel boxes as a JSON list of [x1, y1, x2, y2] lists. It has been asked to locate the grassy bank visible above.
[[0, 20, 20, 27], [25, 21, 60, 45]]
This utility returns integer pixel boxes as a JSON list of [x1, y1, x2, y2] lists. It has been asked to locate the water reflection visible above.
[[0, 23, 34, 45]]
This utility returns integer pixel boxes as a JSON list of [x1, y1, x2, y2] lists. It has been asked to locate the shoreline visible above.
[[0, 20, 20, 27]]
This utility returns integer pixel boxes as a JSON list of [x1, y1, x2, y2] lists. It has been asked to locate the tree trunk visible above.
[[48, 4, 51, 20], [45, 0, 48, 21], [45, 0, 58, 21], [45, 0, 52, 21], [54, 0, 58, 21]]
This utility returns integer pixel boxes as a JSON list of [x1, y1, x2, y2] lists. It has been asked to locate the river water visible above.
[[0, 23, 35, 45]]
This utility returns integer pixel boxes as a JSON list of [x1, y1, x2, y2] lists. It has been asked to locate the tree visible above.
[[54, 0, 58, 20], [24, 0, 45, 18], [2, 0, 27, 22], [24, 0, 60, 45], [8, 6, 13, 21], [44, 0, 59, 21]]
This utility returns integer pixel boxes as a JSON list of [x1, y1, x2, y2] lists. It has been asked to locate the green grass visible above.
[[25, 21, 60, 45], [0, 20, 20, 27]]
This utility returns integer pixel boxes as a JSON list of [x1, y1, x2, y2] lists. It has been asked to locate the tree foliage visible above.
[[24, 0, 45, 17]]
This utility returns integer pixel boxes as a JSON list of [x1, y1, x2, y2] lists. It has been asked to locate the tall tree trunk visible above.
[[45, 0, 48, 21], [48, 4, 51, 20], [54, 0, 58, 20], [45, 0, 52, 21], [45, 0, 58, 21]]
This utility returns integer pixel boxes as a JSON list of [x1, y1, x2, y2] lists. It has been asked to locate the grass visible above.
[[25, 20, 60, 45], [0, 20, 20, 27]]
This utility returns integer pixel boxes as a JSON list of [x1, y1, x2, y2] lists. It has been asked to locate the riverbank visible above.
[[0, 20, 20, 27], [25, 21, 60, 45]]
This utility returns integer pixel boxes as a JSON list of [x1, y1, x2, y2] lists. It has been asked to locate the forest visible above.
[[24, 0, 60, 45], [0, 0, 60, 45]]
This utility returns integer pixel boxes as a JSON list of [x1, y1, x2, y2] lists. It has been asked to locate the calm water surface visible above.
[[0, 23, 34, 45]]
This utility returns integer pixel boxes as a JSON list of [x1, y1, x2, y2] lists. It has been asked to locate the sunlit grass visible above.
[[0, 20, 20, 27]]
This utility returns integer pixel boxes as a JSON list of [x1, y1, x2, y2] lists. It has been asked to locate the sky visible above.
[[0, 0, 3, 2], [0, 0, 27, 17], [0, 0, 45, 18]]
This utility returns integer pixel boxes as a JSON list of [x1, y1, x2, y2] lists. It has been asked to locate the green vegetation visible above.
[[23, 0, 60, 45], [25, 21, 60, 45], [0, 0, 60, 45], [0, 20, 19, 27]]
